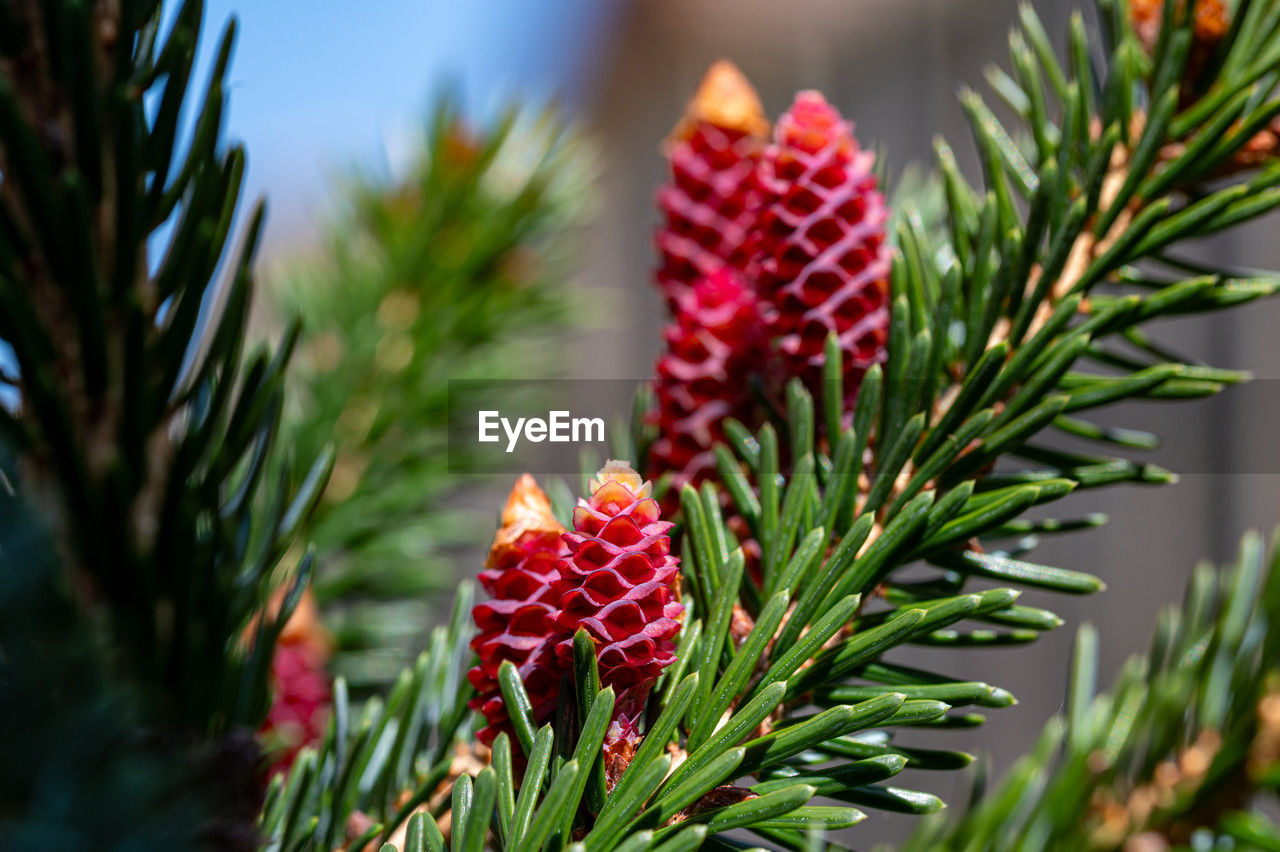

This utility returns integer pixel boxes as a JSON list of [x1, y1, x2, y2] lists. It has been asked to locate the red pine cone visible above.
[[257, 589, 333, 776], [552, 463, 682, 751], [757, 91, 890, 398], [655, 60, 770, 313], [261, 642, 332, 775], [470, 467, 682, 784], [646, 268, 765, 505], [468, 475, 570, 745]]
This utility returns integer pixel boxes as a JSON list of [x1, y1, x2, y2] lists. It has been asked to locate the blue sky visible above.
[[0, 2, 622, 409], [192, 0, 622, 254]]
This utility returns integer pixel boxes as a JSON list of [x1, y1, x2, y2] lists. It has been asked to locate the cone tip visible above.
[[776, 88, 857, 157], [590, 460, 651, 498], [488, 473, 564, 566], [669, 59, 768, 144], [500, 473, 561, 529]]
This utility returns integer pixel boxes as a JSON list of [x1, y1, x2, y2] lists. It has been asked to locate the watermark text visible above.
[[478, 409, 606, 453]]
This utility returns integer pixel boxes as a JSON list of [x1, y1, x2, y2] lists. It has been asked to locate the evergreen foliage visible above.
[[265, 0, 1280, 848], [266, 101, 590, 688], [5, 0, 1280, 850], [0, 0, 326, 844], [904, 530, 1280, 851]]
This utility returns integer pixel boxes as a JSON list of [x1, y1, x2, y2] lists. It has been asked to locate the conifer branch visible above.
[[904, 527, 1280, 851], [266, 101, 591, 691], [265, 2, 1280, 849], [12, 0, 1272, 849], [293, 1, 1280, 844], [1, 0, 327, 842]]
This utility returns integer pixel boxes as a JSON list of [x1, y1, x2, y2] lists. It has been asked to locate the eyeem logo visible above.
[[449, 380, 630, 473], [478, 410, 606, 453]]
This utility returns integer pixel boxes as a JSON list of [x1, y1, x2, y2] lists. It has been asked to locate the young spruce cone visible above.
[[646, 267, 766, 507], [758, 91, 890, 399], [468, 475, 570, 745], [553, 462, 682, 778], [655, 60, 770, 313]]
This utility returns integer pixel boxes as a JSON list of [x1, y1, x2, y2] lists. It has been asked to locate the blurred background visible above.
[[193, 0, 1280, 843]]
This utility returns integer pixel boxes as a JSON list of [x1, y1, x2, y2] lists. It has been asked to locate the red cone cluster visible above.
[[468, 475, 570, 745], [469, 465, 681, 763], [647, 63, 890, 494], [757, 91, 890, 394]]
